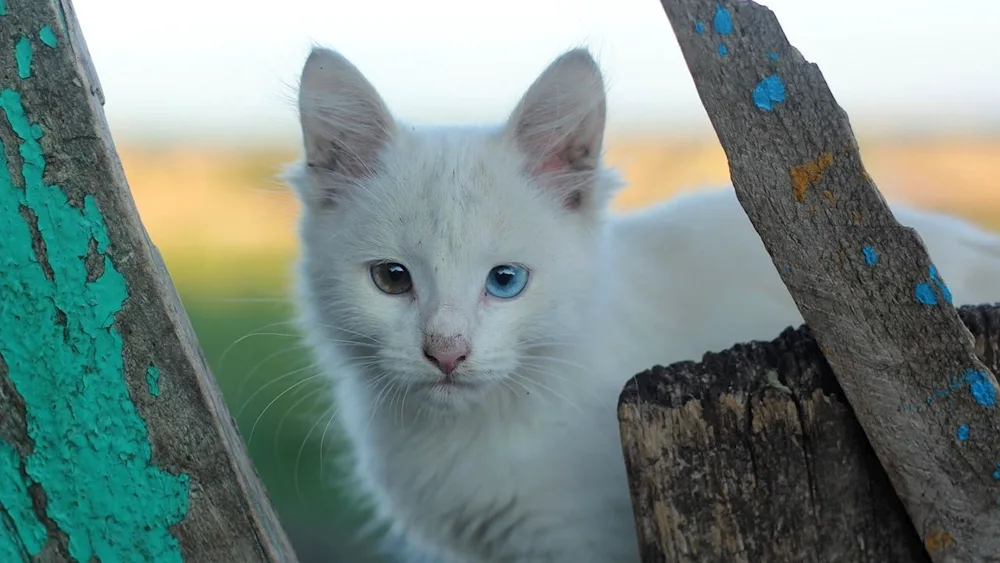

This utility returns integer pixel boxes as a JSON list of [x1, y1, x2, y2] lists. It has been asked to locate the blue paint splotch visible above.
[[994, 462, 1000, 480], [0, 0, 7, 16], [915, 264, 953, 305], [915, 282, 937, 305], [713, 3, 733, 34], [929, 264, 953, 304], [909, 376, 967, 411], [752, 74, 786, 111], [0, 87, 189, 560], [964, 369, 997, 407], [694, 21, 706, 35], [766, 52, 779, 61], [15, 36, 32, 79], [38, 26, 58, 48], [717, 43, 728, 57], [956, 425, 970, 441], [862, 246, 879, 266]]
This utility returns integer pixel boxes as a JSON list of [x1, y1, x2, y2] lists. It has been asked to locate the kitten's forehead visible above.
[[355, 127, 551, 259], [395, 131, 496, 228]]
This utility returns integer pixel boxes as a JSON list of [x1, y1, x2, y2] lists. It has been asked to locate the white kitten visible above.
[[285, 46, 1000, 563]]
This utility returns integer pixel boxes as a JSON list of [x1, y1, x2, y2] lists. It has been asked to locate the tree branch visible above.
[[647, 0, 1000, 559], [0, 1, 297, 560]]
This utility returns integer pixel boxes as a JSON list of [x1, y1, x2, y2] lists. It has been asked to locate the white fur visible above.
[[286, 46, 1000, 563]]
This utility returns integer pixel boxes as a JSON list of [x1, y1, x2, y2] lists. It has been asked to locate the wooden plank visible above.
[[619, 303, 1000, 562], [0, 1, 298, 560], [649, 0, 1000, 559]]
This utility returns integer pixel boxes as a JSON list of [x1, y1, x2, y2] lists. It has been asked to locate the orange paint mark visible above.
[[822, 190, 836, 205], [838, 249, 847, 264], [852, 211, 863, 223], [925, 531, 954, 552], [789, 152, 834, 202]]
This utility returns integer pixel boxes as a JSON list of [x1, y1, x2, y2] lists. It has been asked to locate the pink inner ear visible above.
[[535, 153, 568, 175]]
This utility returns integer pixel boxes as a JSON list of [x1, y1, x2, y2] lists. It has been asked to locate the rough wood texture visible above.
[[0, 1, 298, 561], [654, 1, 1000, 559], [619, 304, 1000, 562]]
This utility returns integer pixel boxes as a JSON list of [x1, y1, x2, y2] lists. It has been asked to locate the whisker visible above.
[[248, 373, 324, 445], [502, 373, 536, 399], [296, 402, 339, 501], [319, 399, 343, 480], [364, 373, 393, 435], [234, 344, 312, 405], [389, 382, 406, 429], [517, 336, 581, 347], [309, 323, 385, 345], [274, 387, 325, 466], [517, 361, 609, 406], [236, 363, 320, 419], [218, 319, 302, 366], [398, 381, 412, 428], [206, 296, 292, 305], [510, 371, 583, 413], [519, 354, 590, 372]]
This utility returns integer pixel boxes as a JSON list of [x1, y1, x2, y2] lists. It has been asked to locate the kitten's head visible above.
[[287, 47, 620, 412]]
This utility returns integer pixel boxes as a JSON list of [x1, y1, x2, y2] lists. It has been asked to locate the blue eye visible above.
[[485, 265, 529, 299]]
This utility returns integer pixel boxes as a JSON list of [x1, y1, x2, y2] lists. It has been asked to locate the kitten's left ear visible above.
[[295, 47, 395, 203], [505, 48, 607, 210]]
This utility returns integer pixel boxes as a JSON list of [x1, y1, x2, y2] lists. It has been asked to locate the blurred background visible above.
[[74, 0, 1000, 560]]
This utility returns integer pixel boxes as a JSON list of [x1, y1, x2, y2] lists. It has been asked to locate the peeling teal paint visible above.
[[15, 36, 32, 79], [0, 442, 48, 557], [0, 0, 7, 16], [0, 83, 189, 561], [146, 365, 161, 397], [38, 26, 57, 48]]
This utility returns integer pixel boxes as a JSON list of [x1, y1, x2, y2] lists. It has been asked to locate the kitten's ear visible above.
[[505, 48, 607, 210], [297, 47, 394, 194]]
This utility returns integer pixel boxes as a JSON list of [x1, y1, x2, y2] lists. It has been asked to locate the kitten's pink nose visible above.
[[423, 341, 470, 375]]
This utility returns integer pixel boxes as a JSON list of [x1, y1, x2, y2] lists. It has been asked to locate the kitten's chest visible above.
[[377, 414, 561, 513], [367, 413, 593, 561]]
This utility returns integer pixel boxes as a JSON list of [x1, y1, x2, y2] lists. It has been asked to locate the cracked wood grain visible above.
[[619, 304, 1000, 563]]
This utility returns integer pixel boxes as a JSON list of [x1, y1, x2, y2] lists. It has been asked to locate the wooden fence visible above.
[[1, 0, 997, 561], [618, 1, 1000, 562], [0, 0, 296, 560]]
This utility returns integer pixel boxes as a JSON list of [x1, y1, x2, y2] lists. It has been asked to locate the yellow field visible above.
[[120, 135, 1000, 268]]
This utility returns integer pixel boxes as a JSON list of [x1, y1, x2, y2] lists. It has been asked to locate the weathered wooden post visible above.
[[618, 1, 1000, 561], [0, 1, 298, 560], [621, 303, 1000, 562]]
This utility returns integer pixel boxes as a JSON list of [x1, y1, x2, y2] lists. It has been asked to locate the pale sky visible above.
[[74, 0, 1000, 144]]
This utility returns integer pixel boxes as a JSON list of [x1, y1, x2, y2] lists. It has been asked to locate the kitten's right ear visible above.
[[297, 47, 394, 195], [504, 48, 607, 210]]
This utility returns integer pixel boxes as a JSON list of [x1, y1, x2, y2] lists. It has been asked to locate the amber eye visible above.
[[370, 262, 413, 295]]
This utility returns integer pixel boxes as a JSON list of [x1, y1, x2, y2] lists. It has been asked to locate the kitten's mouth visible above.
[[419, 376, 477, 391], [429, 378, 474, 389]]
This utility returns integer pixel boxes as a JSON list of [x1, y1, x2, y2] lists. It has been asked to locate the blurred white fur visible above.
[[284, 46, 1000, 562]]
